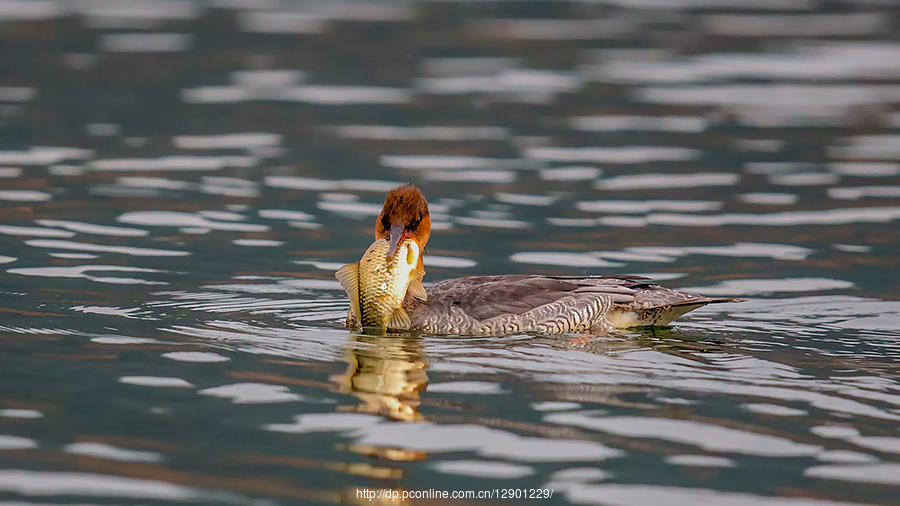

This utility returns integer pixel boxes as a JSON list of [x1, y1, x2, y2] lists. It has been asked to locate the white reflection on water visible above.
[[742, 403, 808, 417], [704, 12, 886, 36], [831, 134, 900, 160], [416, 69, 581, 101], [688, 278, 854, 296], [316, 200, 382, 216], [532, 401, 583, 412], [174, 133, 281, 150], [604, 206, 900, 227], [201, 177, 259, 198], [381, 155, 519, 170], [162, 321, 347, 361], [572, 115, 706, 133], [265, 176, 400, 192], [0, 435, 37, 449], [258, 209, 314, 221], [8, 265, 165, 285], [829, 186, 900, 200], [805, 463, 900, 485], [64, 442, 163, 463], [454, 216, 529, 229], [665, 455, 735, 467], [423, 255, 477, 269], [0, 470, 199, 500], [293, 260, 344, 271], [830, 163, 900, 177], [0, 190, 52, 202], [816, 450, 879, 464], [239, 11, 325, 34], [119, 376, 194, 388], [72, 305, 156, 320], [427, 381, 506, 394], [510, 252, 623, 268], [539, 166, 601, 181], [423, 170, 516, 183], [495, 192, 558, 206], [183, 83, 412, 105], [430, 460, 534, 478], [639, 84, 900, 116], [600, 43, 900, 84], [548, 468, 611, 491], [470, 17, 629, 41], [91, 155, 256, 171], [267, 413, 623, 462], [35, 219, 148, 237], [117, 176, 195, 190], [0, 225, 74, 238], [118, 211, 269, 232], [0, 409, 42, 419], [577, 200, 721, 213], [596, 173, 739, 190], [624, 243, 812, 261], [199, 383, 302, 404], [163, 351, 229, 363], [99, 33, 192, 52], [329, 125, 510, 141], [0, 86, 36, 101], [770, 173, 840, 186], [0, 147, 92, 165], [555, 484, 870, 506], [545, 413, 820, 457], [512, 243, 810, 267], [527, 147, 699, 164], [24, 239, 189, 257], [232, 239, 282, 247], [740, 193, 799, 205]]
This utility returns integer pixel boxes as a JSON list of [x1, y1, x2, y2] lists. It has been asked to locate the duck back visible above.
[[405, 275, 740, 336]]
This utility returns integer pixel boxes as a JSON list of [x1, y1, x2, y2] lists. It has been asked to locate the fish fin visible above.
[[388, 307, 411, 331], [408, 276, 427, 301], [335, 262, 361, 321]]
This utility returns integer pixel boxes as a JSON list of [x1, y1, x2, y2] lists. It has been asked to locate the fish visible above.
[[335, 237, 427, 332]]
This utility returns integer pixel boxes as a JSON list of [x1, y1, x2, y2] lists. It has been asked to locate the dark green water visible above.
[[1, 1, 900, 505]]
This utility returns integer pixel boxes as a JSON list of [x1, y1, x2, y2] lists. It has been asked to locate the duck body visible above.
[[346, 273, 739, 336], [340, 184, 742, 336]]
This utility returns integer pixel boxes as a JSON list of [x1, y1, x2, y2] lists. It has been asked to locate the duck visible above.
[[337, 184, 741, 336]]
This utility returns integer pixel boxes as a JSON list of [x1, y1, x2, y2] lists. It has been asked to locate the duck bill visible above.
[[387, 224, 406, 259]]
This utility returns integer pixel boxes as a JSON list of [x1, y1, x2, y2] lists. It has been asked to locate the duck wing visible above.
[[424, 275, 634, 320], [409, 275, 740, 334]]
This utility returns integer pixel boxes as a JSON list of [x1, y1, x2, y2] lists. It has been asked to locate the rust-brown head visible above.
[[375, 184, 431, 259]]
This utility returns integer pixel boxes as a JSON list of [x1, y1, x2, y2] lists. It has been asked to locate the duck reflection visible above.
[[331, 336, 428, 422]]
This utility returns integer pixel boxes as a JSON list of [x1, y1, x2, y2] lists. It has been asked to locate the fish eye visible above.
[[405, 240, 419, 267]]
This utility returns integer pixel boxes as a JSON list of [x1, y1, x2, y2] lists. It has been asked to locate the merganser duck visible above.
[[337, 185, 741, 335]]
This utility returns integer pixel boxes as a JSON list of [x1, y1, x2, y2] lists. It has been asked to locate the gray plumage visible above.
[[389, 275, 740, 336]]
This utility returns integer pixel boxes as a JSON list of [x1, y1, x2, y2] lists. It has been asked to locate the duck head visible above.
[[375, 184, 431, 264]]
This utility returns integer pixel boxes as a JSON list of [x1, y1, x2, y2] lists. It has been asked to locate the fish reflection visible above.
[[332, 336, 428, 422]]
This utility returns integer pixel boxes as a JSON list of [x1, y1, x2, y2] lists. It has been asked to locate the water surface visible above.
[[1, 1, 900, 505]]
